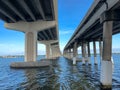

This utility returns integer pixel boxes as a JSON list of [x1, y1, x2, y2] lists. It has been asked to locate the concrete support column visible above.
[[25, 31, 37, 62], [51, 45, 54, 58], [65, 50, 67, 58], [93, 41, 97, 65], [67, 49, 69, 59], [57, 46, 61, 57], [68, 49, 71, 59], [51, 45, 60, 58], [54, 47, 57, 57], [55, 46, 59, 57], [63, 50, 66, 57], [46, 44, 50, 59], [100, 21, 113, 88], [87, 42, 91, 65], [70, 49, 73, 59], [73, 42, 77, 65], [76, 47, 78, 59], [82, 42, 86, 65], [99, 40, 103, 62], [56, 46, 61, 57]]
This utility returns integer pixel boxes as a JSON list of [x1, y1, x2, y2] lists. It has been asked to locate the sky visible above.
[[0, 0, 120, 56]]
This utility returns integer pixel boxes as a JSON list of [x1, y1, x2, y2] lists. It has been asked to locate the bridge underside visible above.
[[0, 0, 61, 62], [0, 0, 54, 22]]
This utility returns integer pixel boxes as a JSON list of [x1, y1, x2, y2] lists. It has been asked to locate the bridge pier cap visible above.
[[4, 20, 56, 32], [4, 21, 57, 62]]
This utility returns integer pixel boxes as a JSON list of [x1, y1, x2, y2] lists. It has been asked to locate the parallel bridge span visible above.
[[63, 0, 120, 88]]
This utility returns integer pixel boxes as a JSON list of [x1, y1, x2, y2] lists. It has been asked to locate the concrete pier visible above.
[[99, 40, 103, 62], [46, 44, 51, 59], [68, 49, 72, 59], [93, 41, 97, 65], [73, 42, 77, 65], [87, 42, 91, 65], [100, 21, 113, 88], [25, 31, 37, 62], [82, 42, 86, 65]]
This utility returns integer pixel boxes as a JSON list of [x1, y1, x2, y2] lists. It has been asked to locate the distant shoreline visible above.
[[0, 55, 45, 58], [0, 54, 120, 58]]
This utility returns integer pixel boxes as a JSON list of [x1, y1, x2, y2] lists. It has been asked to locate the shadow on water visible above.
[[17, 67, 59, 90], [0, 54, 120, 90]]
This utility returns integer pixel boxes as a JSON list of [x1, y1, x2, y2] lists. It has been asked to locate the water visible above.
[[0, 54, 120, 90]]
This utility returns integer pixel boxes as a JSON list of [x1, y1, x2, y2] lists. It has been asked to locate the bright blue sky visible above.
[[0, 0, 120, 55]]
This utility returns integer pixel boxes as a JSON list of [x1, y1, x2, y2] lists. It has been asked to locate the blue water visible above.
[[0, 54, 120, 90]]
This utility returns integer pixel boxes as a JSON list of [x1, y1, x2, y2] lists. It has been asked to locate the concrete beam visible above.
[[5, 20, 56, 32], [17, 0, 36, 21], [0, 8, 16, 22], [52, 0, 59, 39], [100, 10, 120, 23], [42, 31, 49, 40], [38, 33, 46, 40], [1, 0, 26, 21], [48, 29, 54, 39], [34, 0, 46, 20], [38, 40, 58, 45]]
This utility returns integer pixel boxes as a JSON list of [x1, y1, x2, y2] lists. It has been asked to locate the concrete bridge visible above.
[[0, 0, 120, 89], [0, 0, 61, 61], [63, 0, 120, 88]]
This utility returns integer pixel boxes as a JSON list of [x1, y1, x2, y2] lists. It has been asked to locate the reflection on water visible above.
[[0, 54, 120, 90]]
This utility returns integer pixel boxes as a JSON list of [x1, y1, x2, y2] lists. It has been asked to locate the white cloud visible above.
[[59, 30, 74, 35]]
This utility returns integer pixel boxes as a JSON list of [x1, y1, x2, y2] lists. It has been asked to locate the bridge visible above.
[[63, 0, 120, 88], [0, 0, 61, 61], [0, 0, 120, 89]]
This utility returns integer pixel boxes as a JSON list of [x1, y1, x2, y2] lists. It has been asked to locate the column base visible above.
[[94, 57, 98, 65], [100, 84, 112, 89], [88, 57, 91, 65], [73, 57, 76, 65], [82, 57, 85, 65], [100, 60, 112, 88]]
